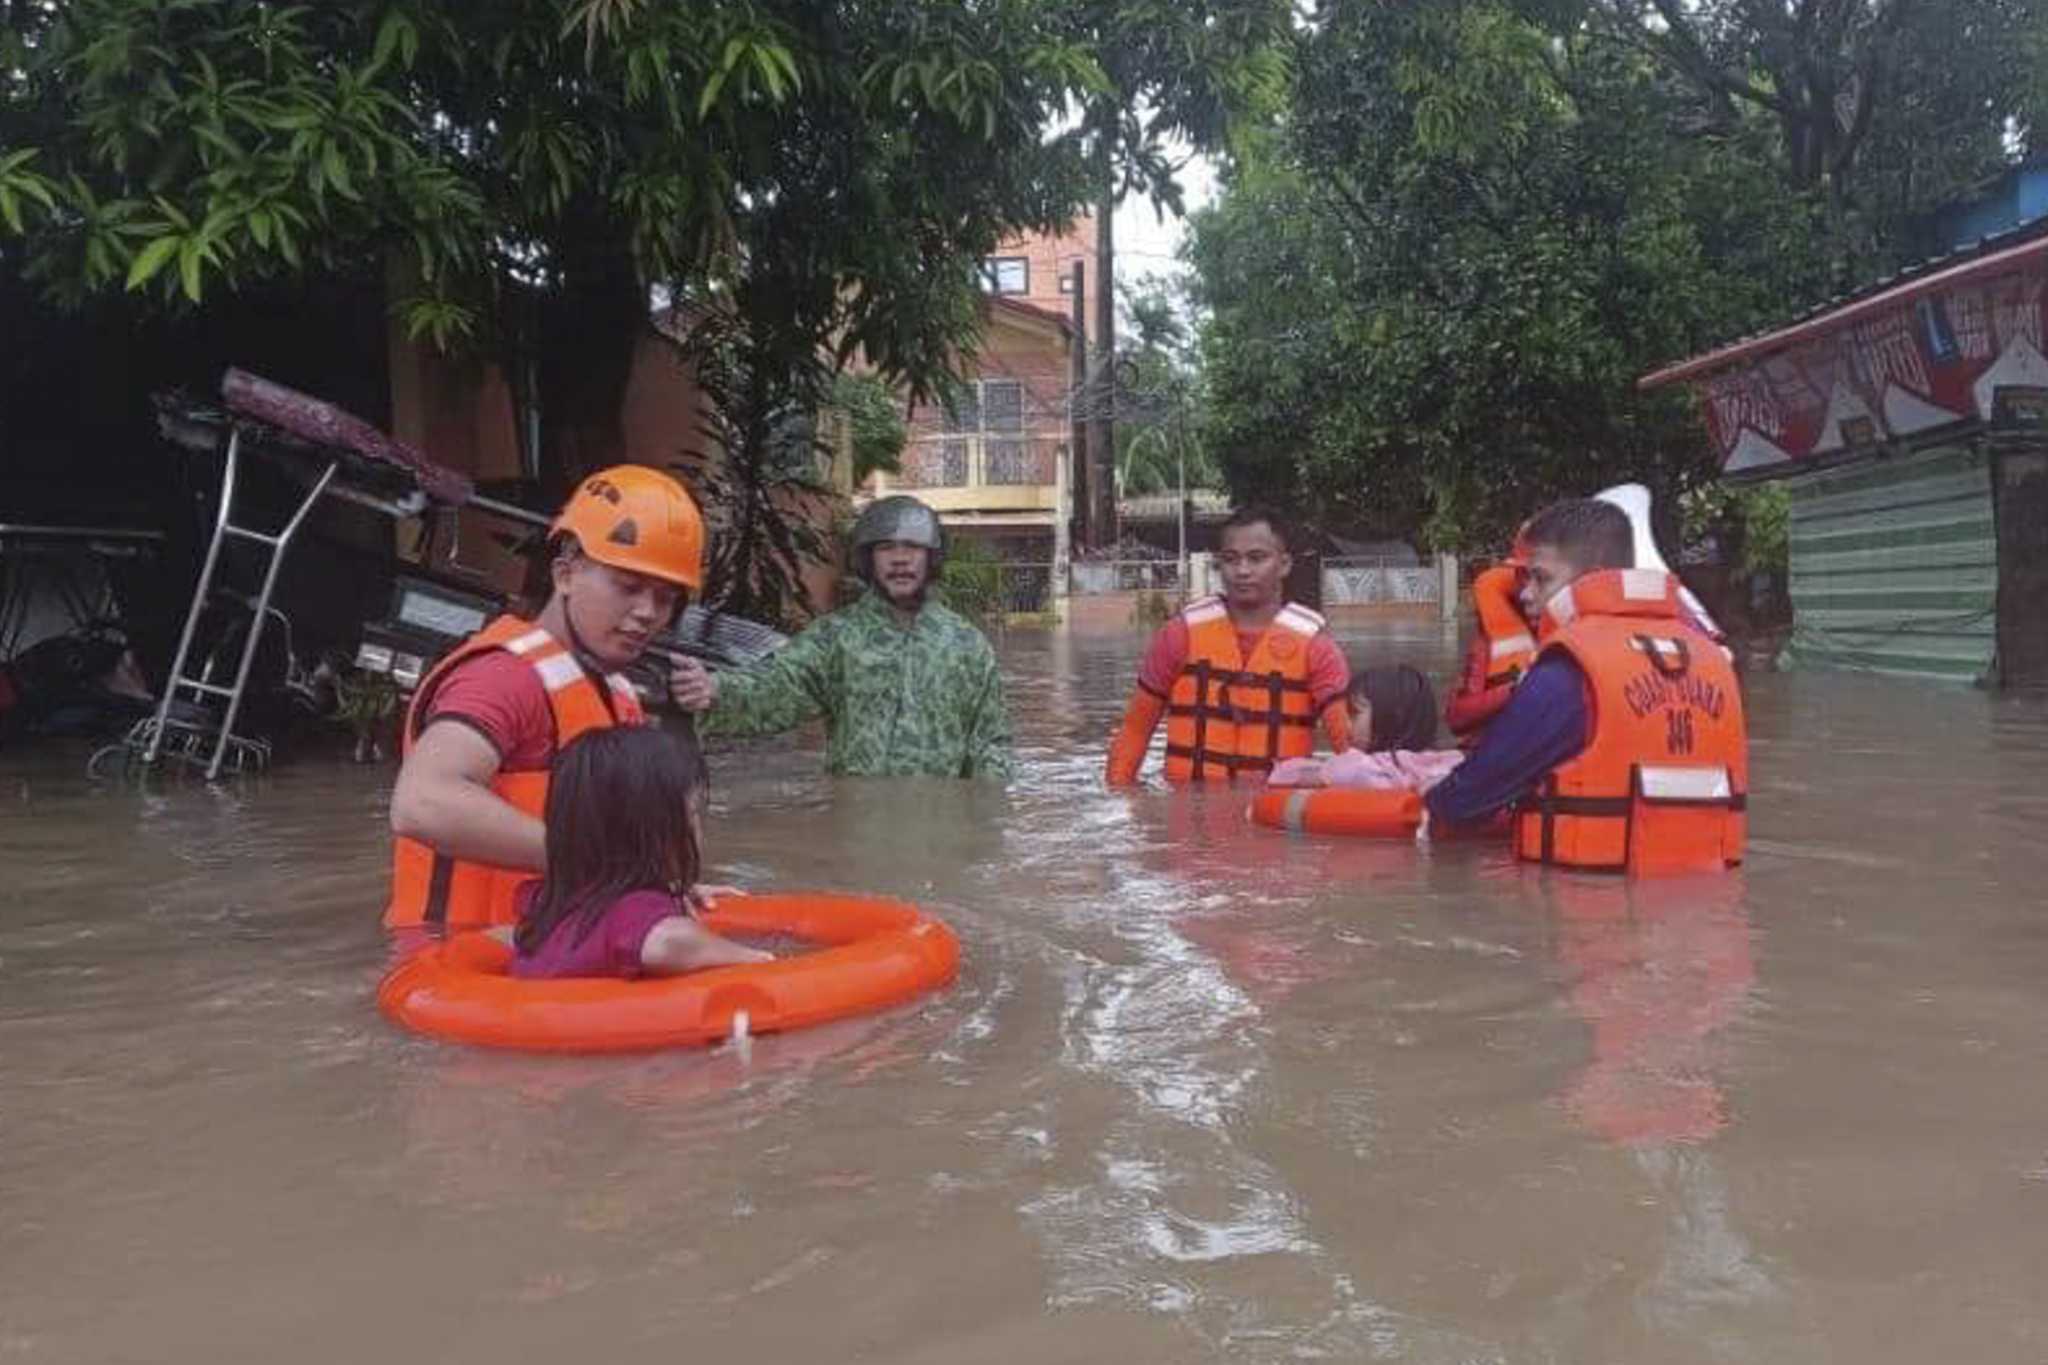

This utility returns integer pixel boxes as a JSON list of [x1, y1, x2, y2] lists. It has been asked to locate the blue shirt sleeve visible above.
[[1425, 653, 1590, 829]]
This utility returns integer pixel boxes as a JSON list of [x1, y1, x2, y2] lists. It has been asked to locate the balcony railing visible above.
[[894, 436, 1061, 490]]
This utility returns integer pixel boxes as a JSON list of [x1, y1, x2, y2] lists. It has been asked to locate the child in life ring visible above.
[[511, 725, 772, 980], [1267, 664, 1465, 793]]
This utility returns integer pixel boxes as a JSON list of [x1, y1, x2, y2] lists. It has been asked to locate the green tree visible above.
[[1188, 1, 1881, 550], [1059, 0, 1294, 544], [1113, 274, 1218, 496], [0, 0, 1101, 623], [1573, 0, 2042, 269]]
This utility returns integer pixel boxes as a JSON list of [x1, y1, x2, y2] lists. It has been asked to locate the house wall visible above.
[[990, 214, 1099, 344], [386, 323, 839, 617], [1783, 442, 1999, 680]]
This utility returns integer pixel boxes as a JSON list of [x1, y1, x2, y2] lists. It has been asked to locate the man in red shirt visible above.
[[385, 466, 717, 932], [1106, 507, 1351, 785]]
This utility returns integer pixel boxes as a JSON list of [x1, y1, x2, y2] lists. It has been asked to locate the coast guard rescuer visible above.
[[1106, 507, 1351, 785], [385, 466, 708, 932], [1424, 499, 1747, 875]]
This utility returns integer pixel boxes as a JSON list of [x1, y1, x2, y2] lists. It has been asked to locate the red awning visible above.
[[1638, 232, 2048, 391]]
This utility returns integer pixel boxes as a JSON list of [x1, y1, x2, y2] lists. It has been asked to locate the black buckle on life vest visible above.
[[1631, 633, 1692, 678]]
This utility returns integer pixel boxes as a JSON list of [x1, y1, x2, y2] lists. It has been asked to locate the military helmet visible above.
[[849, 495, 945, 582]]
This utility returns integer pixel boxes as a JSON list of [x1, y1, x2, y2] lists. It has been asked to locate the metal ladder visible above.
[[135, 427, 337, 779]]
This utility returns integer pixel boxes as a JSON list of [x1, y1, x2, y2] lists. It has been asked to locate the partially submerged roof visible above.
[[1638, 216, 2048, 477]]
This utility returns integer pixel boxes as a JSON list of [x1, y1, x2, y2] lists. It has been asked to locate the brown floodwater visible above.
[[6, 622, 2048, 1364]]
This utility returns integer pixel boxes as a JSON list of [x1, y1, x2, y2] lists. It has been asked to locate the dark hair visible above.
[[1521, 499, 1633, 574], [1219, 504, 1291, 552], [514, 724, 708, 955], [1347, 663, 1439, 752]]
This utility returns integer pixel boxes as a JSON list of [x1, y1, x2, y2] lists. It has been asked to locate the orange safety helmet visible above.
[[550, 465, 705, 591]]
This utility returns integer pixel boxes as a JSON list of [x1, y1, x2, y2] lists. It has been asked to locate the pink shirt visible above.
[[1136, 615, 1350, 708], [1267, 749, 1466, 792], [510, 886, 683, 980]]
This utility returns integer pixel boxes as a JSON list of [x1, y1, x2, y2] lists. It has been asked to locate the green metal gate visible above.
[[1783, 443, 1998, 681]]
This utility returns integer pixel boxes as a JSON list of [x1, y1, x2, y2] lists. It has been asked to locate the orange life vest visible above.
[[384, 615, 646, 931], [1446, 564, 1537, 744], [1164, 597, 1324, 783], [1513, 569, 1747, 875]]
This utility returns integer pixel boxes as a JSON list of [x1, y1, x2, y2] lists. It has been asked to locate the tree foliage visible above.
[[1188, 0, 2037, 552], [1113, 275, 1218, 495], [3, 0, 1281, 620], [1575, 0, 2042, 264]]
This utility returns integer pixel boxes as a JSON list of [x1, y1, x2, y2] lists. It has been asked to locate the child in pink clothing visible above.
[[512, 725, 771, 980], [1267, 664, 1465, 793]]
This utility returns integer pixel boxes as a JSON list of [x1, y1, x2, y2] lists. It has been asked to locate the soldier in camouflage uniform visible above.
[[671, 496, 1014, 781]]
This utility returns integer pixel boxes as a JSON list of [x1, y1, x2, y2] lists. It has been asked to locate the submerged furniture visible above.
[[137, 370, 505, 778]]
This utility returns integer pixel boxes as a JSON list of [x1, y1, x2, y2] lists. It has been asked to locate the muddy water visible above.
[[6, 622, 2048, 1364]]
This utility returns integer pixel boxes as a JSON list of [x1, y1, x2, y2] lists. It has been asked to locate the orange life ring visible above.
[[377, 892, 960, 1053], [1249, 786, 1423, 839]]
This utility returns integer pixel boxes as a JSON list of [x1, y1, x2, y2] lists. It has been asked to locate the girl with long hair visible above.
[[511, 725, 769, 979], [1267, 664, 1466, 792]]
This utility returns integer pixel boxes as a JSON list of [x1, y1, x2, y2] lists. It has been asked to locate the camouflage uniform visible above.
[[703, 591, 1014, 781]]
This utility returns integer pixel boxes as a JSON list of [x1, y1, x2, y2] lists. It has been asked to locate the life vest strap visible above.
[[1163, 744, 1276, 774], [1174, 665, 1313, 693], [1165, 703, 1315, 727], [1522, 776, 1747, 866]]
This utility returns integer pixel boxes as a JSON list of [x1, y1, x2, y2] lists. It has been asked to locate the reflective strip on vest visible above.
[[1491, 633, 1535, 660]]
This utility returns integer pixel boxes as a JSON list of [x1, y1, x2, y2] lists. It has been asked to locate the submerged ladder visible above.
[[132, 427, 337, 779]]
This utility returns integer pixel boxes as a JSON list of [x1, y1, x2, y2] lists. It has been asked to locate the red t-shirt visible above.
[[417, 650, 557, 771], [1136, 615, 1350, 708], [510, 885, 682, 980]]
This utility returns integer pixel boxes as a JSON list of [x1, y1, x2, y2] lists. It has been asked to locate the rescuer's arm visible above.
[[1319, 700, 1352, 752], [1307, 633, 1353, 752], [1105, 688, 1166, 786], [962, 646, 1017, 781], [1424, 655, 1588, 831], [388, 720, 546, 871], [699, 620, 835, 738]]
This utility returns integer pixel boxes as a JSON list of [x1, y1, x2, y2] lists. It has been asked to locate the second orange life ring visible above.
[[1249, 786, 1423, 840], [377, 892, 960, 1053]]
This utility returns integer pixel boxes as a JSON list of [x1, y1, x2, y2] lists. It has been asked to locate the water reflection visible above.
[[1543, 873, 1755, 1147]]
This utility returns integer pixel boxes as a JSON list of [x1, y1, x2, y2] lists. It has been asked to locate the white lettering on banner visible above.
[[1850, 308, 1931, 397], [1706, 373, 1782, 448], [1992, 270, 2045, 352], [1950, 286, 1993, 359]]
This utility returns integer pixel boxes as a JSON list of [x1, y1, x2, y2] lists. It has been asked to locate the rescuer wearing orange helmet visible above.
[[384, 466, 710, 933]]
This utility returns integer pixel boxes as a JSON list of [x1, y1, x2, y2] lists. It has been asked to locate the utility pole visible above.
[[1068, 258, 1090, 552], [1089, 202, 1117, 550]]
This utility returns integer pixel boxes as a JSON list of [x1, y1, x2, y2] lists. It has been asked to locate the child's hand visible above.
[[684, 883, 744, 915]]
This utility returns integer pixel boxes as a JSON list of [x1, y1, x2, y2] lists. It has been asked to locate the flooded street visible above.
[[6, 622, 2048, 1364]]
